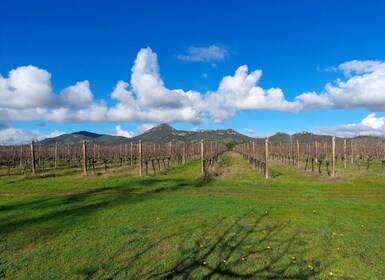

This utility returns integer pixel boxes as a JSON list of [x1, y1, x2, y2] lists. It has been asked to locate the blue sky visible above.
[[1, 0, 385, 143]]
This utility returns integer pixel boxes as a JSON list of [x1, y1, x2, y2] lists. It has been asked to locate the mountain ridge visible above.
[[40, 123, 254, 145], [40, 123, 384, 146]]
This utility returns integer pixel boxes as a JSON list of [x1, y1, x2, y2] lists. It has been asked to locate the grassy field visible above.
[[0, 152, 384, 279]]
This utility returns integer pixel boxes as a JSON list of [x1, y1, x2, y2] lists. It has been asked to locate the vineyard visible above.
[[0, 140, 226, 177], [1, 138, 385, 279], [2, 137, 385, 179], [235, 137, 385, 178]]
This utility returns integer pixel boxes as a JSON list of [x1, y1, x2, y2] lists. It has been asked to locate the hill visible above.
[[267, 131, 340, 144], [40, 124, 384, 146], [40, 131, 129, 146], [129, 124, 254, 144], [40, 124, 254, 146]]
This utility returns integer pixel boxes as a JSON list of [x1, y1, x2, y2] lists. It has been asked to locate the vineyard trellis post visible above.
[[67, 144, 71, 168], [91, 142, 96, 170], [20, 144, 23, 168], [31, 141, 36, 175], [350, 141, 354, 164], [124, 143, 128, 164], [139, 140, 142, 176], [343, 139, 347, 168], [297, 139, 300, 168], [182, 143, 186, 164], [83, 140, 87, 175], [265, 138, 269, 179], [54, 142, 58, 169], [252, 141, 256, 168], [201, 139, 205, 175], [332, 136, 336, 177], [130, 142, 133, 167]]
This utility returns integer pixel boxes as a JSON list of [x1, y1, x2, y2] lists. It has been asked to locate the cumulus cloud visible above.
[[137, 123, 155, 134], [2, 49, 385, 127], [204, 65, 301, 122], [318, 113, 385, 138], [113, 125, 134, 138], [131, 48, 187, 108], [338, 60, 382, 76], [0, 65, 56, 109], [0, 127, 64, 145], [177, 45, 229, 62], [0, 66, 96, 110], [60, 80, 93, 107], [299, 60, 385, 112]]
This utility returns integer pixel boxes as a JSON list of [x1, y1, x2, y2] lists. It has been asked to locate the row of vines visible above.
[[0, 140, 226, 177], [235, 138, 385, 178]]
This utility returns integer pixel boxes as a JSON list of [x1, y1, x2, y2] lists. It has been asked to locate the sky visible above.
[[1, 0, 385, 144]]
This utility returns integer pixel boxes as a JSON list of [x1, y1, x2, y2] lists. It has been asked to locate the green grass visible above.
[[0, 152, 384, 279]]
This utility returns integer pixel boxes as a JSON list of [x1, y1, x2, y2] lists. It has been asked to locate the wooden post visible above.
[[265, 138, 269, 179], [92, 142, 97, 161], [130, 142, 133, 167], [20, 145, 23, 168], [350, 141, 354, 164], [68, 144, 71, 168], [124, 143, 128, 163], [83, 140, 87, 175], [182, 143, 186, 164], [332, 136, 336, 177], [139, 140, 143, 176], [343, 139, 347, 168], [37, 142, 41, 167], [296, 139, 300, 168], [54, 142, 58, 169], [31, 141, 36, 175], [201, 139, 205, 175], [315, 141, 318, 163], [252, 141, 255, 168]]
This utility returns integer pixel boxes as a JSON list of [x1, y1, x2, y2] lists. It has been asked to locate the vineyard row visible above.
[[234, 137, 385, 178], [0, 140, 226, 177]]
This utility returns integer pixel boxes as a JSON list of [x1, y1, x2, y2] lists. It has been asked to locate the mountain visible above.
[[40, 124, 254, 146], [267, 131, 339, 144], [39, 124, 384, 146], [40, 131, 129, 146], [129, 124, 254, 144]]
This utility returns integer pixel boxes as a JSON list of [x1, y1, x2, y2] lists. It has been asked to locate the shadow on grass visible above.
[[0, 175, 212, 236], [0, 173, 333, 279], [110, 211, 332, 279]]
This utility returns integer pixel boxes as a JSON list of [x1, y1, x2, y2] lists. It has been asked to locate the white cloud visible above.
[[299, 60, 385, 112], [60, 80, 93, 107], [131, 47, 187, 108], [113, 125, 134, 138], [110, 80, 136, 106], [3, 50, 385, 127], [338, 60, 382, 76], [177, 45, 229, 62], [360, 113, 385, 129], [204, 65, 301, 122], [295, 91, 332, 110], [0, 65, 56, 109], [137, 123, 155, 134], [318, 113, 385, 138], [0, 127, 64, 145]]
